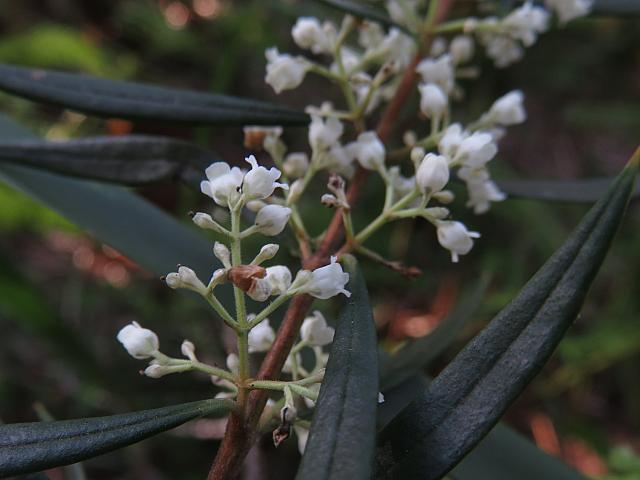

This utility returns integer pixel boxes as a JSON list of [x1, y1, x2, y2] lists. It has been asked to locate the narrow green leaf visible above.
[[0, 398, 234, 477], [0, 63, 308, 126], [378, 278, 488, 391], [0, 115, 219, 280], [296, 256, 379, 480], [313, 0, 408, 32], [378, 150, 640, 479], [376, 374, 427, 430], [497, 177, 640, 202], [592, 0, 640, 15], [0, 135, 218, 188], [451, 424, 585, 480]]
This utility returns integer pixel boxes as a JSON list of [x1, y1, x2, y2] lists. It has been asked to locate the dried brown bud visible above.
[[272, 424, 291, 448], [227, 265, 267, 292], [243, 128, 267, 151]]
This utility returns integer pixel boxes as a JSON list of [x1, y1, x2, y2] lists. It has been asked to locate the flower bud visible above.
[[117, 322, 159, 359], [419, 83, 448, 119], [287, 179, 305, 204], [226, 353, 239, 374], [300, 311, 334, 346], [165, 266, 206, 294], [486, 90, 526, 126], [309, 115, 343, 151], [265, 48, 309, 94], [433, 190, 455, 204], [255, 205, 292, 236], [298, 256, 350, 299], [213, 242, 232, 268], [416, 153, 450, 194], [350, 131, 385, 170], [181, 340, 197, 361], [248, 318, 276, 353], [252, 244, 280, 265], [144, 363, 171, 378], [264, 265, 292, 295], [208, 268, 228, 289], [191, 212, 224, 233], [246, 200, 267, 212], [436, 220, 481, 262], [410, 147, 426, 167], [247, 278, 273, 302], [321, 193, 340, 208], [283, 152, 310, 178], [449, 35, 474, 64]]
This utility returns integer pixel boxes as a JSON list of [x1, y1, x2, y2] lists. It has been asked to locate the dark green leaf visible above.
[[378, 150, 639, 479], [0, 135, 219, 188], [377, 374, 427, 430], [378, 278, 488, 391], [314, 0, 408, 32], [296, 256, 379, 480], [497, 177, 640, 202], [592, 0, 640, 15], [451, 424, 585, 480], [0, 114, 220, 280], [0, 398, 234, 477], [0, 63, 308, 126]]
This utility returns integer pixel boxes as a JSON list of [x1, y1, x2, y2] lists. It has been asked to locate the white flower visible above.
[[386, 0, 418, 27], [430, 37, 448, 57], [449, 35, 474, 64], [213, 242, 232, 268], [254, 205, 292, 236], [247, 278, 272, 302], [545, 0, 592, 23], [117, 322, 159, 359], [418, 83, 448, 119], [226, 353, 239, 374], [309, 115, 344, 152], [416, 153, 450, 194], [264, 265, 292, 295], [299, 256, 350, 299], [323, 144, 356, 178], [200, 162, 243, 207], [377, 28, 416, 69], [358, 21, 385, 49], [479, 34, 523, 68], [248, 318, 276, 353], [436, 220, 481, 262], [283, 152, 310, 178], [438, 124, 497, 168], [181, 340, 197, 360], [265, 48, 309, 94], [485, 90, 526, 126], [144, 362, 171, 378], [458, 167, 507, 214], [291, 17, 335, 54], [349, 131, 385, 170], [502, 3, 550, 47], [415, 54, 455, 94], [378, 392, 386, 403], [165, 266, 206, 294], [301, 311, 335, 346], [243, 155, 288, 201]]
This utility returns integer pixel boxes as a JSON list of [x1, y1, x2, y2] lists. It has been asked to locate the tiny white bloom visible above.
[[416, 153, 450, 194], [117, 322, 159, 359], [458, 167, 507, 214], [415, 54, 455, 94], [323, 144, 356, 178], [545, 0, 592, 23], [436, 220, 481, 262], [292, 17, 335, 54], [300, 311, 335, 346], [438, 124, 497, 168], [358, 21, 385, 49], [378, 392, 386, 403], [283, 152, 310, 178], [300, 256, 350, 299], [377, 28, 417, 69], [350, 131, 386, 171], [265, 48, 310, 94], [200, 162, 243, 207], [502, 3, 550, 47], [226, 353, 239, 374], [243, 155, 288, 200], [486, 90, 526, 126], [254, 205, 292, 236], [248, 318, 276, 353], [309, 115, 344, 151], [480, 34, 523, 68], [449, 35, 474, 64], [418, 83, 448, 119], [247, 277, 273, 302], [165, 266, 207, 294], [264, 265, 293, 295], [213, 242, 232, 268]]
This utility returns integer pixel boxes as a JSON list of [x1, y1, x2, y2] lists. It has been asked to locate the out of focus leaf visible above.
[[497, 177, 640, 202], [296, 256, 379, 480], [0, 135, 219, 188], [378, 278, 488, 391], [0, 63, 308, 126], [378, 150, 639, 479], [0, 398, 234, 477], [451, 424, 585, 480], [593, 0, 640, 15], [0, 114, 220, 281]]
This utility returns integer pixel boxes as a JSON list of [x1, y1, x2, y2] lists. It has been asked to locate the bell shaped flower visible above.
[[300, 311, 335, 346], [485, 90, 526, 126], [248, 318, 276, 353], [436, 220, 481, 262], [298, 256, 350, 299], [254, 205, 292, 236], [415, 54, 455, 94], [309, 115, 344, 152], [438, 124, 497, 168], [419, 83, 448, 119], [449, 35, 474, 65], [416, 153, 450, 194], [502, 3, 550, 47], [265, 48, 310, 94], [200, 162, 243, 207], [291, 17, 335, 54], [117, 322, 159, 359], [545, 0, 592, 23], [264, 265, 292, 295], [349, 131, 385, 171], [243, 155, 288, 201]]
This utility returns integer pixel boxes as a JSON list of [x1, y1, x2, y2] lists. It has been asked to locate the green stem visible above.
[[230, 206, 249, 382], [247, 293, 293, 330], [354, 189, 421, 244], [205, 294, 239, 331]]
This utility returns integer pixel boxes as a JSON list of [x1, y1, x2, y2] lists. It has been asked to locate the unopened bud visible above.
[[213, 242, 232, 268], [252, 244, 280, 265], [283, 152, 309, 178], [433, 190, 455, 204], [246, 200, 267, 212], [165, 266, 206, 294], [288, 179, 305, 204], [181, 340, 197, 361], [208, 268, 228, 289], [192, 212, 225, 233], [144, 363, 170, 378], [403, 130, 417, 147], [410, 147, 426, 167]]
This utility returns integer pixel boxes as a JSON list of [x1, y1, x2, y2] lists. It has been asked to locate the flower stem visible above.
[[230, 207, 249, 384]]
